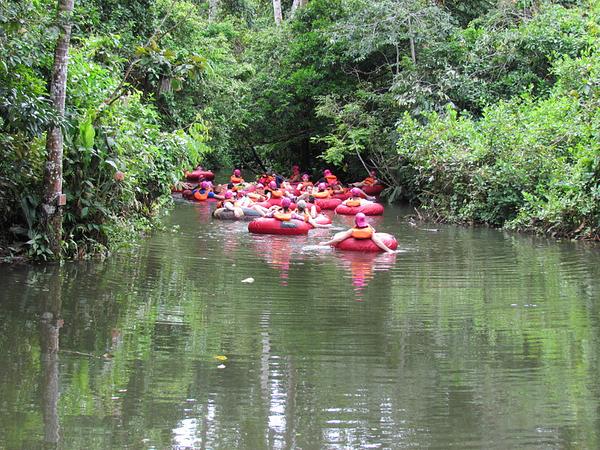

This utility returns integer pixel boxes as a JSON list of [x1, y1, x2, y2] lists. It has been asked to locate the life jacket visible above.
[[274, 211, 292, 221], [325, 174, 338, 184], [270, 189, 283, 198], [362, 176, 376, 186], [345, 198, 361, 207], [230, 176, 244, 184], [313, 190, 330, 199], [259, 175, 275, 185], [194, 189, 209, 201], [351, 225, 374, 239]]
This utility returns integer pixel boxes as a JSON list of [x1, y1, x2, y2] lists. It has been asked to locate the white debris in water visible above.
[[217, 364, 226, 369], [241, 277, 254, 283]]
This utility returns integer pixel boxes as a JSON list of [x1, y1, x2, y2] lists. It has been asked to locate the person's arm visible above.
[[319, 229, 353, 246]]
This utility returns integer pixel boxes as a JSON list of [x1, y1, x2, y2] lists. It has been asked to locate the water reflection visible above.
[[0, 202, 599, 449], [39, 267, 62, 448], [334, 251, 397, 299]]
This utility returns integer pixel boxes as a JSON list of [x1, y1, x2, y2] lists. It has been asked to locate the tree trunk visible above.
[[290, 0, 308, 17], [209, 0, 218, 22], [273, 0, 283, 26], [408, 15, 416, 64], [41, 0, 75, 258]]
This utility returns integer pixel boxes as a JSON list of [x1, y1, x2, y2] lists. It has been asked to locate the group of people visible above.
[[177, 166, 395, 253]]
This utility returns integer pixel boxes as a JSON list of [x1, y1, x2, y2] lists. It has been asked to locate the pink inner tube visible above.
[[332, 192, 351, 200], [315, 198, 342, 210], [248, 218, 312, 235], [185, 170, 215, 181], [362, 184, 384, 196], [335, 202, 385, 216], [335, 233, 397, 252]]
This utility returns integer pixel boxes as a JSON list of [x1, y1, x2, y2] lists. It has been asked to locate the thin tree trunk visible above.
[[41, 0, 75, 258], [408, 15, 416, 64], [290, 0, 308, 18], [208, 0, 218, 22], [273, 0, 282, 26]]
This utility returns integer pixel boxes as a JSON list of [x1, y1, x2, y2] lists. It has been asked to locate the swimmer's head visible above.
[[355, 212, 368, 228]]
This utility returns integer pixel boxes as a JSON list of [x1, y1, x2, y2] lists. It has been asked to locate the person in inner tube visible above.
[[320, 212, 394, 253], [220, 191, 244, 218], [265, 197, 303, 221], [351, 169, 380, 187], [342, 188, 374, 207]]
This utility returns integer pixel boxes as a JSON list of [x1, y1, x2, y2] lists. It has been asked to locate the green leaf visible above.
[[79, 117, 96, 149]]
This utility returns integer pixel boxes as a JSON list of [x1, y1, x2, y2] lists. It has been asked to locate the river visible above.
[[1, 200, 599, 449]]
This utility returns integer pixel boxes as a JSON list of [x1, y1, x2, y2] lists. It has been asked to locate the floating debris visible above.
[[241, 277, 254, 283]]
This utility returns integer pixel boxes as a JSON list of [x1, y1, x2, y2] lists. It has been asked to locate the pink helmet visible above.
[[302, 173, 310, 180], [233, 169, 241, 176], [201, 181, 210, 189], [269, 180, 278, 189], [318, 182, 327, 190], [323, 169, 331, 176], [350, 188, 362, 197], [224, 191, 233, 199], [355, 212, 368, 228], [256, 183, 264, 188], [281, 197, 291, 208]]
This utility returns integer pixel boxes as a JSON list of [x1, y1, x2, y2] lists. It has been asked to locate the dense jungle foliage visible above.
[[1, 0, 598, 260]]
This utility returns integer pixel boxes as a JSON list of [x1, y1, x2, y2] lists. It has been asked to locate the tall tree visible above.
[[209, 0, 218, 21], [290, 0, 308, 18], [41, 0, 75, 257], [273, 0, 282, 25]]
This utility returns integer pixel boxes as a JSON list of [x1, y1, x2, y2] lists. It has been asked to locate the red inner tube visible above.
[[335, 202, 384, 216], [332, 192, 351, 200], [315, 198, 342, 210], [248, 218, 312, 235], [185, 170, 215, 181], [362, 185, 384, 196], [335, 233, 397, 252]]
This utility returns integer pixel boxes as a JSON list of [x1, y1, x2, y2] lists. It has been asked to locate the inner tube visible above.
[[332, 192, 351, 200], [335, 233, 397, 252], [213, 207, 262, 221], [362, 185, 384, 196], [315, 198, 342, 210], [186, 170, 215, 181], [248, 218, 312, 235], [335, 202, 384, 216]]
